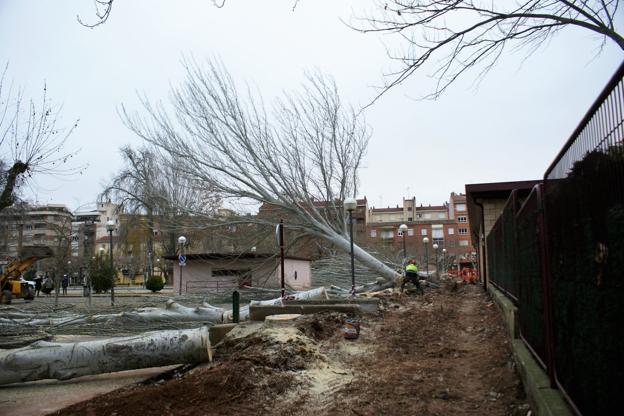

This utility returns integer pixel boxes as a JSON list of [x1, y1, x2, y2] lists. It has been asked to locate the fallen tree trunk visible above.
[[0, 326, 210, 386], [0, 288, 330, 329]]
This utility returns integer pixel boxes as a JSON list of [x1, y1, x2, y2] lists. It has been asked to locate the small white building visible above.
[[166, 253, 312, 294]]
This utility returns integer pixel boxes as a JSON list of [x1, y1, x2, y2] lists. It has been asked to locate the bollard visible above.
[[232, 290, 240, 323]]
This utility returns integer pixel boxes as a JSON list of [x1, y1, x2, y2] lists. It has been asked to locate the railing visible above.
[[515, 185, 553, 376], [486, 190, 519, 302], [185, 279, 237, 294], [541, 62, 624, 416], [485, 61, 624, 416]]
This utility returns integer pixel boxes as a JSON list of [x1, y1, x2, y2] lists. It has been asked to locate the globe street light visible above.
[[344, 197, 357, 296], [422, 237, 429, 278], [433, 243, 439, 278], [106, 220, 116, 306], [399, 224, 408, 263], [178, 235, 187, 296]]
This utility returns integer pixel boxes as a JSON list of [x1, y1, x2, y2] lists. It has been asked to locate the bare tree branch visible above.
[[121, 58, 399, 282], [0, 66, 82, 211], [77, 0, 114, 28], [352, 0, 624, 102]]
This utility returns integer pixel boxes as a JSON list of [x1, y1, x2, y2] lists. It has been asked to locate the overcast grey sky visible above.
[[1, 1, 622, 211]]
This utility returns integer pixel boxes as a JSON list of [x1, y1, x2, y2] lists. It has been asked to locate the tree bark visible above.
[[324, 231, 400, 282], [0, 326, 210, 386]]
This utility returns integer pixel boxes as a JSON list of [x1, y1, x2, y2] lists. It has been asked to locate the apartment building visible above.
[[0, 204, 74, 260], [366, 192, 475, 261]]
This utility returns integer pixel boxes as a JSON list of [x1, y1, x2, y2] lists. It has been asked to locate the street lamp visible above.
[[146, 251, 152, 289], [422, 237, 429, 278], [178, 235, 187, 296], [67, 260, 72, 286], [106, 220, 116, 307], [344, 197, 357, 296], [399, 224, 408, 263], [442, 248, 447, 276], [433, 243, 439, 278]]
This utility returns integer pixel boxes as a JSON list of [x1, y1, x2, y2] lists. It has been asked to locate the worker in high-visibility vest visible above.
[[402, 258, 424, 294]]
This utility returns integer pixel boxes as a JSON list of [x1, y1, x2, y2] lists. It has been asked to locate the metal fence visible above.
[[487, 190, 519, 301], [542, 62, 624, 416], [485, 61, 624, 416]]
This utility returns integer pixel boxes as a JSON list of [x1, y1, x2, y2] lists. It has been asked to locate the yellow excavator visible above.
[[0, 246, 54, 304]]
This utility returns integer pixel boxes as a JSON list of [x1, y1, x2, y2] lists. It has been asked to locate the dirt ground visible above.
[[50, 283, 529, 416]]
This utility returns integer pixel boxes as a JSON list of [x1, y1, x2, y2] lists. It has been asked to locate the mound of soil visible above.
[[51, 284, 529, 416], [295, 312, 348, 341]]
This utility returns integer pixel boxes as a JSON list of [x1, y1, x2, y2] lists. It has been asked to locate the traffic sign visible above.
[[178, 254, 187, 266]]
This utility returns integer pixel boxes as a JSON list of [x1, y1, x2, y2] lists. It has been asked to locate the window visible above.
[[407, 217, 412, 221], [407, 207, 412, 211], [416, 213, 422, 219], [458, 216, 467, 223], [458, 228, 468, 235], [407, 228, 414, 236], [459, 240, 469, 246], [432, 228, 443, 239], [437, 213, 446, 219], [424, 213, 432, 219], [370, 230, 377, 238], [380, 230, 394, 239], [421, 228, 427, 236], [447, 227, 455, 235], [433, 238, 444, 246], [448, 240, 456, 247], [25, 224, 33, 230], [456, 203, 466, 211], [34, 223, 47, 229]]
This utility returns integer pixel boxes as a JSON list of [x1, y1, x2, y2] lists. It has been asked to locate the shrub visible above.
[[89, 255, 113, 293], [145, 274, 165, 292]]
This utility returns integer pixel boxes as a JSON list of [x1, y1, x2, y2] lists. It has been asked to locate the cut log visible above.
[[223, 287, 330, 322], [0, 326, 211, 386]]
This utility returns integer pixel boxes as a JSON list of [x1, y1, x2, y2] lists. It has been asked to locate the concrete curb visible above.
[[487, 285, 573, 416]]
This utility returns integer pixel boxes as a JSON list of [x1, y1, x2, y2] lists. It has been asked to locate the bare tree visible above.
[[0, 66, 80, 211], [121, 59, 400, 282], [355, 0, 624, 100], [100, 145, 221, 278]]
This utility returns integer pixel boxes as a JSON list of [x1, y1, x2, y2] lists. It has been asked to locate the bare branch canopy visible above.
[[122, 59, 399, 281], [353, 0, 624, 100]]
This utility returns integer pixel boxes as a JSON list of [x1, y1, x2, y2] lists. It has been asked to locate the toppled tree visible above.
[[355, 0, 624, 100], [0, 65, 80, 211], [122, 59, 400, 282]]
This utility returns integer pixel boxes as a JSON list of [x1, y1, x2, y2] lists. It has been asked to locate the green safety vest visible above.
[[406, 263, 418, 272]]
